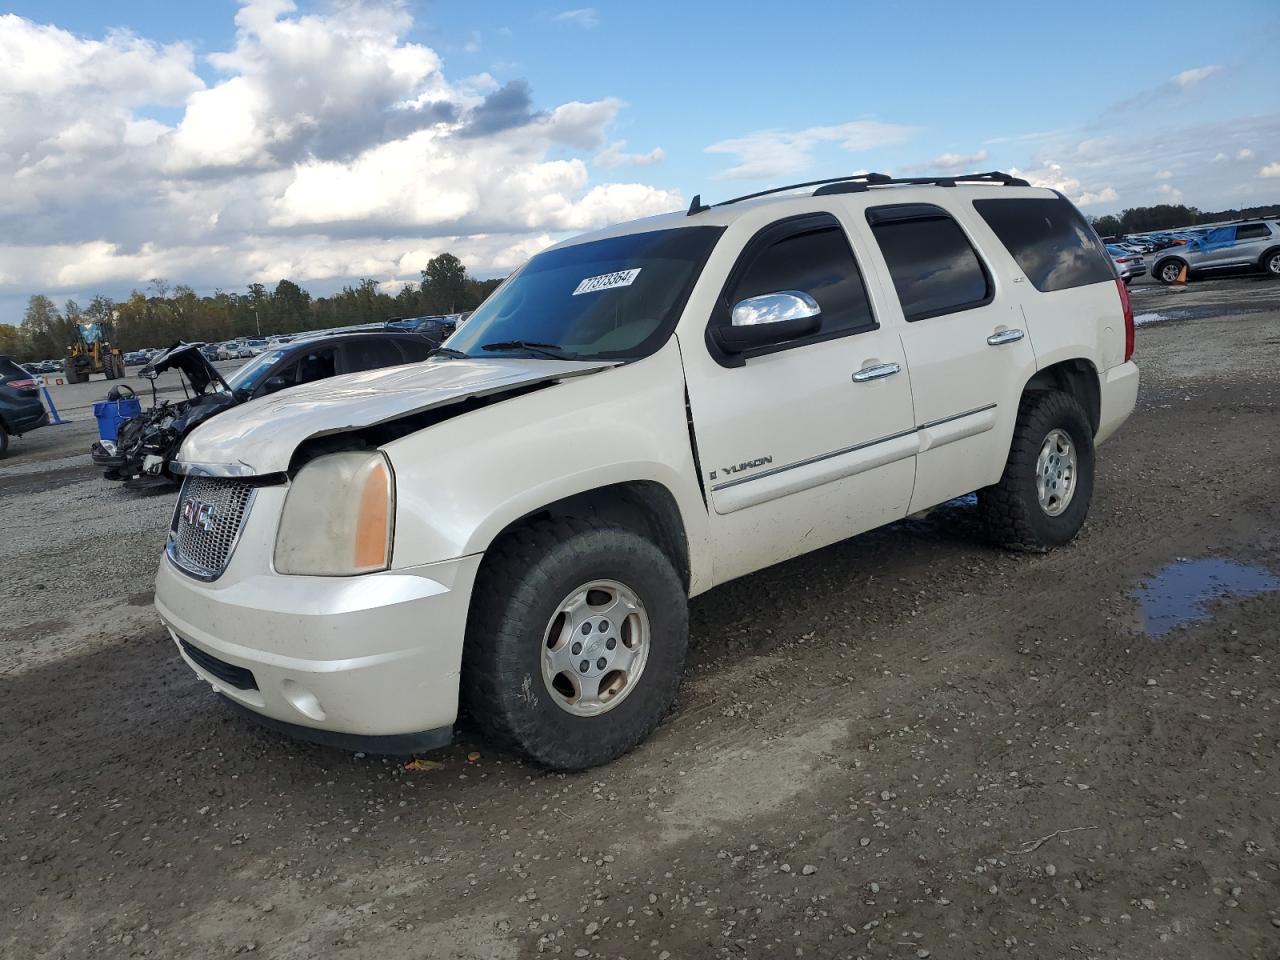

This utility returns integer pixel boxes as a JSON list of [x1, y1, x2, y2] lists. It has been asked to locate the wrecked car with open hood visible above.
[[155, 176, 1139, 769], [93, 331, 440, 490], [91, 342, 238, 490]]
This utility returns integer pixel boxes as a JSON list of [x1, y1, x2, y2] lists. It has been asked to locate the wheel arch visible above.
[[1153, 254, 1187, 282], [1259, 245, 1280, 270], [1022, 358, 1101, 436], [478, 480, 692, 592]]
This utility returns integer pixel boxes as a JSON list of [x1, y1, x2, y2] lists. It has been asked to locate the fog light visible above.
[[280, 680, 326, 722]]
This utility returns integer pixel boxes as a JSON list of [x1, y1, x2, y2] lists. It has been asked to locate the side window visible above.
[[293, 347, 337, 385], [396, 338, 436, 362], [868, 205, 991, 321], [717, 213, 875, 351], [971, 197, 1114, 293], [344, 338, 405, 373], [1236, 223, 1270, 240]]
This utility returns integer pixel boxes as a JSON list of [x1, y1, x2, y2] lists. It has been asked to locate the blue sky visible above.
[[1, 0, 1278, 322]]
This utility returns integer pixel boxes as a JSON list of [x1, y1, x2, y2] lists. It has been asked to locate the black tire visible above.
[[0, 427, 8, 458], [1154, 257, 1187, 285], [1262, 247, 1280, 278], [462, 518, 689, 770], [977, 391, 1095, 552], [1122, 275, 1132, 286], [63, 360, 82, 384]]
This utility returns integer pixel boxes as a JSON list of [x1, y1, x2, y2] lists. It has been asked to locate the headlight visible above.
[[274, 451, 395, 576]]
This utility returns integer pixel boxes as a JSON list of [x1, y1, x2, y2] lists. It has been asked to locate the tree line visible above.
[[1090, 201, 1280, 237], [0, 253, 502, 363]]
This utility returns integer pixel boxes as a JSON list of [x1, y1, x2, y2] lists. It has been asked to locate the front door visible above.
[[680, 209, 917, 586]]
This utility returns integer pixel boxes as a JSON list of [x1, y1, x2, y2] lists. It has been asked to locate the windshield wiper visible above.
[[480, 340, 578, 360], [431, 346, 469, 359]]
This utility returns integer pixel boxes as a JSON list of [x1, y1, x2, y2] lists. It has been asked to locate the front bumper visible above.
[[155, 550, 482, 749]]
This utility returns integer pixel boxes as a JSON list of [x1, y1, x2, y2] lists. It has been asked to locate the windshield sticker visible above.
[[572, 268, 641, 296]]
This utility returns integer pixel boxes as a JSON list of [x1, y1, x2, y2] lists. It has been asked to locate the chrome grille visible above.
[[168, 476, 255, 580]]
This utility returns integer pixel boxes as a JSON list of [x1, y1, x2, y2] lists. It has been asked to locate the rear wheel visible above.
[[63, 360, 82, 384], [1155, 258, 1187, 285], [462, 518, 688, 770], [978, 391, 1096, 551]]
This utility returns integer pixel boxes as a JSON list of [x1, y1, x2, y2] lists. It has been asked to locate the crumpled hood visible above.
[[174, 356, 614, 476], [141, 342, 231, 397]]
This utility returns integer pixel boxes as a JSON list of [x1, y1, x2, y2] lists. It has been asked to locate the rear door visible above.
[[861, 202, 1037, 512], [1232, 223, 1273, 266]]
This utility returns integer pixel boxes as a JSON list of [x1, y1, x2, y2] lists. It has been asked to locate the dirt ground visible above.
[[2, 278, 1279, 960]]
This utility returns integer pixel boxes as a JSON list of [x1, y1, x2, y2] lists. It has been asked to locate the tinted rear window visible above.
[[868, 206, 991, 322], [0, 356, 27, 378], [973, 197, 1115, 292]]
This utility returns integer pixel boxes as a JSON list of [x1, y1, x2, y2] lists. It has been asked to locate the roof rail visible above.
[[689, 170, 1031, 216]]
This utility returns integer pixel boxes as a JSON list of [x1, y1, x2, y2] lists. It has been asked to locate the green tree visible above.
[[1090, 214, 1123, 238], [421, 253, 468, 313]]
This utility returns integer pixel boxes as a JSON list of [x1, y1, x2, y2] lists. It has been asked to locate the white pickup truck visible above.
[[155, 172, 1138, 769]]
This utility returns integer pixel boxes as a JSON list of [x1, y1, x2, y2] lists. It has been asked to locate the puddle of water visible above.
[[1136, 558, 1280, 636]]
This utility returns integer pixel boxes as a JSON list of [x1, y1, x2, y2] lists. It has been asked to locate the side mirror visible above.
[[712, 291, 821, 354], [260, 376, 290, 396]]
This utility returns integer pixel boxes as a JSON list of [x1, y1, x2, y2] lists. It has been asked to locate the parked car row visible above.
[[1105, 219, 1280, 284]]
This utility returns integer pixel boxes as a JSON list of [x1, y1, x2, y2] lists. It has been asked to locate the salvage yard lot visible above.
[[2, 278, 1278, 959]]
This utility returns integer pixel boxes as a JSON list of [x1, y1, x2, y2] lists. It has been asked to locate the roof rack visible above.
[[688, 170, 1030, 216]]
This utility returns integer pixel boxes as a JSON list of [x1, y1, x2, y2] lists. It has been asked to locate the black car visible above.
[[92, 329, 437, 488], [385, 313, 461, 343], [0, 355, 49, 457]]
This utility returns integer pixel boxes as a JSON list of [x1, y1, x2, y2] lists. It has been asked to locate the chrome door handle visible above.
[[987, 328, 1025, 346], [852, 362, 900, 382]]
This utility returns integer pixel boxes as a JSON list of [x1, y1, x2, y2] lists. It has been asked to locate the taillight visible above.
[[1115, 278, 1134, 362], [9, 378, 39, 390]]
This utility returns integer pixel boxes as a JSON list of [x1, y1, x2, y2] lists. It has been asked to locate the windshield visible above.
[[446, 226, 724, 360], [226, 349, 288, 393]]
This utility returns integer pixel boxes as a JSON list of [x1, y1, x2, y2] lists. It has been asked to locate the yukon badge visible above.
[[709, 455, 773, 482], [181, 498, 217, 533]]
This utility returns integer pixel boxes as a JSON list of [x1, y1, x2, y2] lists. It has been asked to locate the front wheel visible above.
[[1263, 249, 1280, 278], [462, 518, 689, 770], [978, 391, 1096, 551]]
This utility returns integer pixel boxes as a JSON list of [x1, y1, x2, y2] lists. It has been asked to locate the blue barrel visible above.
[[93, 397, 143, 443]]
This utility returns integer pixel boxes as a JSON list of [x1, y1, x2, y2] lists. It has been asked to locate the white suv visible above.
[[155, 172, 1138, 769]]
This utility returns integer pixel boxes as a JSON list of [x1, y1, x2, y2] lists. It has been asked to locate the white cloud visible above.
[[594, 140, 665, 168], [1155, 169, 1173, 179], [1155, 183, 1184, 203], [1261, 162, 1280, 178], [554, 8, 599, 28], [1238, 148, 1255, 160], [1076, 186, 1119, 207], [908, 148, 989, 173], [0, 2, 682, 314], [1211, 152, 1229, 162], [1174, 65, 1222, 88], [705, 120, 914, 180]]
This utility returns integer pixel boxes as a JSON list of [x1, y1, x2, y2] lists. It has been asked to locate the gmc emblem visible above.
[[181, 498, 217, 533]]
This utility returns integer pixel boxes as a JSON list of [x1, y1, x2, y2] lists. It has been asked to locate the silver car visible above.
[[1151, 220, 1280, 284]]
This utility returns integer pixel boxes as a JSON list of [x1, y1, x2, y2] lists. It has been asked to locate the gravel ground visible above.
[[2, 278, 1279, 959]]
